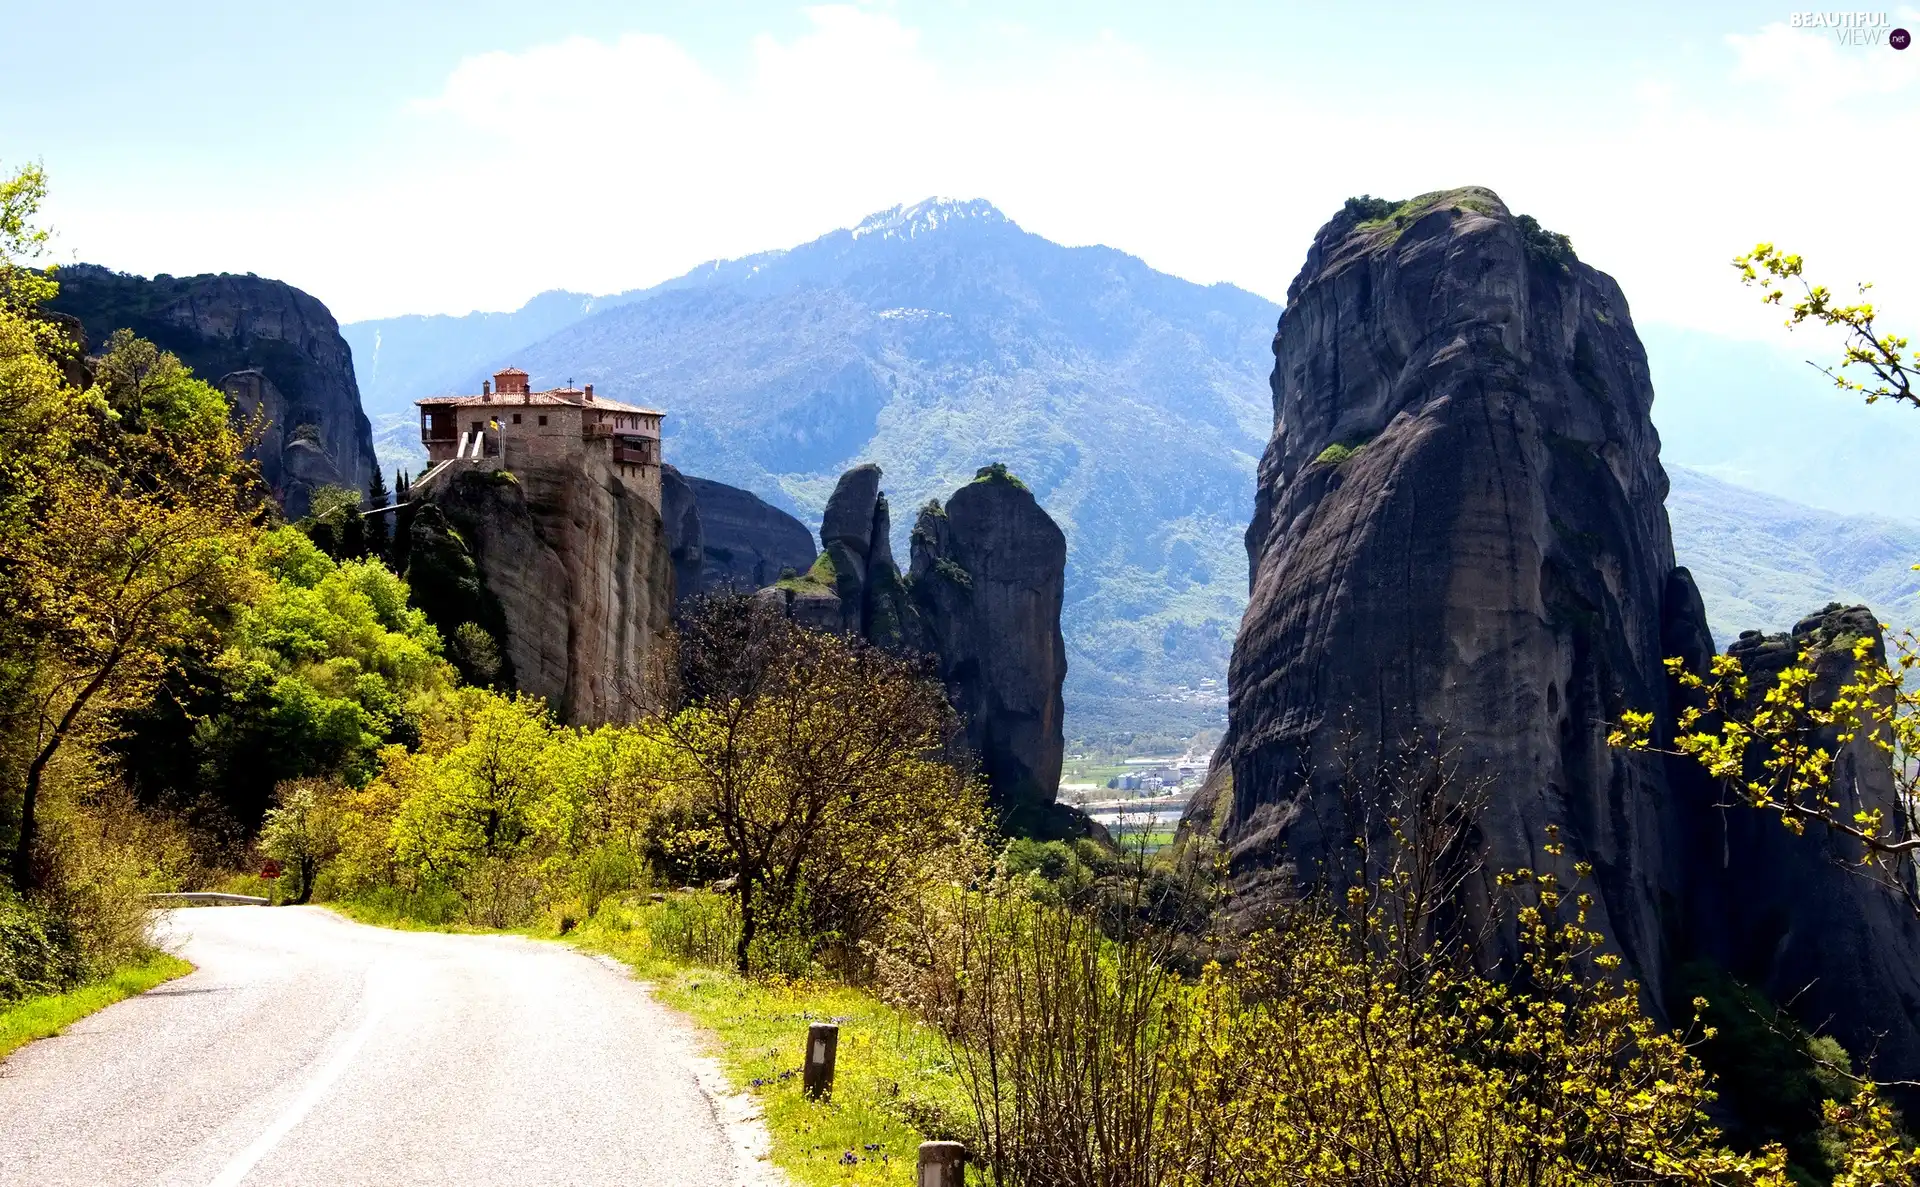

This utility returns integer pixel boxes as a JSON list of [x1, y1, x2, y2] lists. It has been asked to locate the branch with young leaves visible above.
[[1736, 243, 1915, 410], [1609, 633, 1920, 876]]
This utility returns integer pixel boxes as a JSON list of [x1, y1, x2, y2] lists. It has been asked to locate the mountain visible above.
[[1644, 323, 1920, 524], [343, 288, 648, 417], [349, 198, 1279, 744], [1667, 465, 1920, 645]]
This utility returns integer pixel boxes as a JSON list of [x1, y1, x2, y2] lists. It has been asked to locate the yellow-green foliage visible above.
[[317, 688, 671, 926], [778, 550, 838, 593]]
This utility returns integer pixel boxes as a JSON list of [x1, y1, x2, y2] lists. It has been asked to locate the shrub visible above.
[[0, 887, 78, 1003], [1516, 212, 1577, 270], [647, 890, 742, 967], [1343, 194, 1401, 222]]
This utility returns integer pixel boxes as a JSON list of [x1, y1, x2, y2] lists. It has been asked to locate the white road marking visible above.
[[203, 979, 388, 1187]]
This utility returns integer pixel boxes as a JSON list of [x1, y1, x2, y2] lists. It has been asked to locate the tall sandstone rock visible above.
[[660, 464, 817, 608], [1689, 605, 1920, 1077], [48, 265, 378, 518], [429, 461, 672, 725], [1199, 187, 1704, 1003], [761, 463, 1070, 826], [1195, 185, 1920, 1075], [910, 468, 1069, 826]]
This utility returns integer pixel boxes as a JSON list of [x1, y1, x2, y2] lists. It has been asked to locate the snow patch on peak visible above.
[[852, 197, 1011, 240]]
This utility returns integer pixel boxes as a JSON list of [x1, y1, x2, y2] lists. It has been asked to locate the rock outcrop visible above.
[[1191, 185, 1920, 1075], [48, 264, 379, 518], [761, 462, 1070, 828], [910, 467, 1070, 827], [1685, 604, 1920, 1078], [660, 464, 818, 609], [426, 460, 672, 725], [1195, 188, 1701, 999]]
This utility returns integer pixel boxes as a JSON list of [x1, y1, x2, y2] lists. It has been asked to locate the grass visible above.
[[777, 551, 839, 594], [0, 951, 194, 1061], [330, 893, 970, 1186]]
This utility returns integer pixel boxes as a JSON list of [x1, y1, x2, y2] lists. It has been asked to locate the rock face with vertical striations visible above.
[[47, 265, 378, 519], [428, 460, 673, 725], [910, 466, 1070, 828], [1190, 186, 1920, 1075], [1193, 187, 1703, 1003], [760, 462, 1071, 828], [660, 464, 817, 609]]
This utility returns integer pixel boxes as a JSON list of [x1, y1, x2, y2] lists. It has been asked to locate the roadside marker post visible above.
[[918, 1140, 966, 1186], [802, 1022, 839, 1099]]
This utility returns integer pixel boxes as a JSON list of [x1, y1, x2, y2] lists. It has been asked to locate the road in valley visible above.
[[0, 906, 776, 1186]]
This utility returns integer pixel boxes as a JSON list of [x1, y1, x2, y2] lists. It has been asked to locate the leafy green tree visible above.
[[259, 778, 342, 905], [110, 527, 451, 836], [2, 311, 263, 887], [365, 470, 391, 560], [388, 690, 556, 882]]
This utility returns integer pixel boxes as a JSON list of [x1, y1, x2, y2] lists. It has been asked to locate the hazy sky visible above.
[[6, 1, 1916, 330]]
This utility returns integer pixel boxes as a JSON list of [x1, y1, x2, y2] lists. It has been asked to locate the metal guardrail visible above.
[[146, 892, 270, 907]]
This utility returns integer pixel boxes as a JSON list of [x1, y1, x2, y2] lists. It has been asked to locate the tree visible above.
[[3, 321, 263, 888], [259, 779, 343, 904], [662, 593, 983, 974], [365, 469, 391, 560], [0, 160, 55, 320], [1613, 246, 1920, 914]]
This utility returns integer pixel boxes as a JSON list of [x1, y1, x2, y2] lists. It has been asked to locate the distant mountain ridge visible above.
[[348, 197, 1279, 744], [1666, 464, 1920, 644], [344, 288, 650, 416]]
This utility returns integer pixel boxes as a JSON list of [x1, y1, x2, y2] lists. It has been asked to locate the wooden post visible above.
[[918, 1141, 966, 1186], [802, 1021, 839, 1099]]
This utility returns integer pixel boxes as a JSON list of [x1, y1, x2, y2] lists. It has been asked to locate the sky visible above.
[[5, 1, 1918, 333]]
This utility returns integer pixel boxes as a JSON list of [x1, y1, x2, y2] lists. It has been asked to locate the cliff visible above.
[[909, 466, 1070, 829], [761, 462, 1070, 828], [1191, 185, 1920, 1076], [426, 460, 672, 725], [1196, 188, 1700, 998], [48, 264, 378, 518], [660, 464, 818, 609], [1687, 604, 1920, 1078]]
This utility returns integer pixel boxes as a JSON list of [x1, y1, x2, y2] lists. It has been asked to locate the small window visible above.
[[538, 415, 548, 426], [512, 413, 522, 425]]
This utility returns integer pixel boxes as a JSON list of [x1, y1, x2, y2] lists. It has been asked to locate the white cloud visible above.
[[49, 5, 1920, 335]]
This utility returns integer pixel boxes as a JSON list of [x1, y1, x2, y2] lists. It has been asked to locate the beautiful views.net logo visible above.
[[1786, 11, 1911, 47]]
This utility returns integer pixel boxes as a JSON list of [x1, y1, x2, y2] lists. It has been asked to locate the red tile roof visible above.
[[416, 388, 665, 416]]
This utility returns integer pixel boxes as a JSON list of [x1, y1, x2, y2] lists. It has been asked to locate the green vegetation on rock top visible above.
[[970, 461, 1029, 491]]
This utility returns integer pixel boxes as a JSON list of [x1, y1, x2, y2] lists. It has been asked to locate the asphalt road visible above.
[[0, 906, 777, 1186]]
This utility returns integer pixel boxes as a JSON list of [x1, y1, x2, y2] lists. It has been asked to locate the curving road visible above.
[[0, 906, 776, 1186]]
